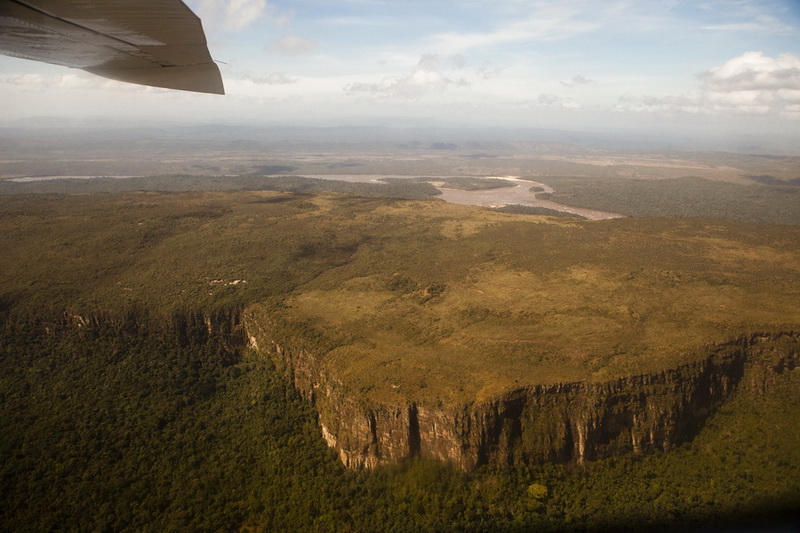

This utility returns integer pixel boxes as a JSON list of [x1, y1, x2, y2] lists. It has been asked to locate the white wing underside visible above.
[[0, 0, 224, 94]]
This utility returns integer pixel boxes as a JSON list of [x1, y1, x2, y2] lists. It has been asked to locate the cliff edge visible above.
[[246, 306, 798, 470]]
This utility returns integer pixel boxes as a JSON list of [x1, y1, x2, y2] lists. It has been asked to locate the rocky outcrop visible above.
[[23, 303, 799, 471], [245, 306, 799, 472], [33, 307, 247, 354]]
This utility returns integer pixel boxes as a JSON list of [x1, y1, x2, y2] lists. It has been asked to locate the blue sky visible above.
[[1, 0, 799, 140]]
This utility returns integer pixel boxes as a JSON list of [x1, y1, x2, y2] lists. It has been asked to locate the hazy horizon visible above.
[[2, 117, 799, 156], [1, 0, 799, 149]]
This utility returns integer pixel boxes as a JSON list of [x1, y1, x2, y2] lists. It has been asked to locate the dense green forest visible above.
[[0, 174, 442, 200], [1, 190, 799, 531], [1, 322, 798, 532], [495, 204, 580, 218], [535, 176, 800, 225], [5, 172, 799, 226]]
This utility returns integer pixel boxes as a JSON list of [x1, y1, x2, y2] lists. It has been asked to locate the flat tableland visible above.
[[3, 190, 798, 406]]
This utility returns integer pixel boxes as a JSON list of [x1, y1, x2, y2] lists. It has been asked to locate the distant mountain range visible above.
[[2, 119, 799, 155]]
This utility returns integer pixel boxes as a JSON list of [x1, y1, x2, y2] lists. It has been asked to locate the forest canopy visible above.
[[1, 189, 798, 531]]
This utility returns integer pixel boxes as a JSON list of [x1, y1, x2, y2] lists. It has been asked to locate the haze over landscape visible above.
[[2, 1, 800, 532], [2, 0, 800, 149]]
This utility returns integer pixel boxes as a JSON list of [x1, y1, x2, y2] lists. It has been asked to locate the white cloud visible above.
[[561, 74, 592, 87], [616, 52, 800, 119], [2, 72, 148, 92], [450, 54, 467, 69], [784, 104, 800, 120], [418, 54, 440, 71], [702, 13, 793, 34], [529, 93, 581, 109], [700, 51, 800, 92], [537, 93, 559, 105], [476, 65, 503, 80], [344, 54, 466, 99], [225, 0, 266, 29], [243, 72, 297, 85], [268, 35, 318, 54], [429, 3, 600, 54], [615, 93, 711, 115], [192, 0, 288, 31]]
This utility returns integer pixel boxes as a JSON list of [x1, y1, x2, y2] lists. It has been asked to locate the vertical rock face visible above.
[[245, 307, 799, 472], [46, 307, 246, 349]]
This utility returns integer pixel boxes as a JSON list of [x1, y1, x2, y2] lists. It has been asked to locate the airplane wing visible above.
[[0, 0, 224, 94]]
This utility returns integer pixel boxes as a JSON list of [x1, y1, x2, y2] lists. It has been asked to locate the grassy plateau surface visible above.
[[2, 190, 799, 405], [1, 188, 799, 530]]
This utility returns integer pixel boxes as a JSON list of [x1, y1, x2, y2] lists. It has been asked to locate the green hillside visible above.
[[1, 190, 799, 530], [536, 176, 800, 225]]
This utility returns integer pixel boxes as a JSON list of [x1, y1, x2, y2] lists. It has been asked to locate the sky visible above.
[[1, 0, 800, 142]]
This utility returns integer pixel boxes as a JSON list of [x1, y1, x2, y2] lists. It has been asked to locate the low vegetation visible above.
[[273, 208, 800, 403], [0, 174, 441, 200], [495, 204, 578, 217], [2, 190, 799, 400], [535, 176, 800, 225], [407, 176, 516, 190], [1, 189, 799, 530], [1, 315, 797, 532]]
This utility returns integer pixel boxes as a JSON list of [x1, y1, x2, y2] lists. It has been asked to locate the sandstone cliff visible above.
[[244, 306, 798, 471], [35, 305, 799, 472], [42, 307, 245, 343]]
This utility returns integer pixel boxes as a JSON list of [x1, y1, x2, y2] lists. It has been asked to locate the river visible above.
[[303, 175, 624, 221], [7, 173, 624, 220]]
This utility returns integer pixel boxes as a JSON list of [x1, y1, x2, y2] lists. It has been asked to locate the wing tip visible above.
[[85, 63, 225, 95]]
